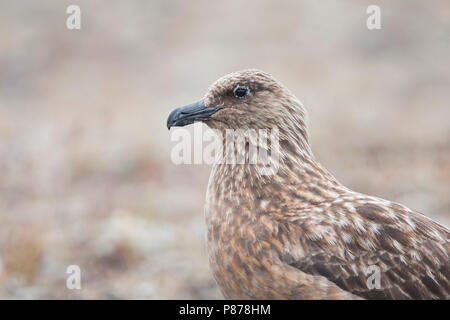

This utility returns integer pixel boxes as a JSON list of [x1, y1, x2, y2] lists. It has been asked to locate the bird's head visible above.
[[167, 69, 309, 138]]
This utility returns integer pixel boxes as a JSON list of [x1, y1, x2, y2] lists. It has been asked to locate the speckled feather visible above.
[[195, 70, 449, 299]]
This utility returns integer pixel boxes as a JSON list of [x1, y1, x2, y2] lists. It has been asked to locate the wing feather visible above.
[[277, 200, 450, 299]]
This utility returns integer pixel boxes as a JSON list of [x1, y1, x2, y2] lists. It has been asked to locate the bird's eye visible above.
[[233, 85, 250, 99]]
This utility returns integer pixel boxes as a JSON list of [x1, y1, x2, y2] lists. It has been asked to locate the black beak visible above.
[[167, 100, 222, 129]]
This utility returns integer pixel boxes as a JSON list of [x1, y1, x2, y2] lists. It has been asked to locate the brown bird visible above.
[[167, 69, 450, 299]]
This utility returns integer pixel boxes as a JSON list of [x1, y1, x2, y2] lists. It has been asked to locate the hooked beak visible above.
[[167, 100, 222, 129]]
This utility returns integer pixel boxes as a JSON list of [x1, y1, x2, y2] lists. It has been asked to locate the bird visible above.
[[167, 69, 450, 299]]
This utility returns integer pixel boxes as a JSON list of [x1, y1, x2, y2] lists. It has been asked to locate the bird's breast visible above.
[[204, 166, 293, 298]]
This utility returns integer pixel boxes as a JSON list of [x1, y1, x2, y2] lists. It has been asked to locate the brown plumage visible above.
[[167, 69, 450, 300]]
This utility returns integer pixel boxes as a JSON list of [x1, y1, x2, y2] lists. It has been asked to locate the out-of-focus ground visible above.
[[0, 0, 449, 299]]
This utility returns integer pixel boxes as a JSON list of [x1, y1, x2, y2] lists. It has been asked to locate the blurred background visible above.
[[0, 0, 449, 299]]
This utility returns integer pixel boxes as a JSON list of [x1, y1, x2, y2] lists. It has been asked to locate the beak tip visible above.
[[167, 107, 180, 130]]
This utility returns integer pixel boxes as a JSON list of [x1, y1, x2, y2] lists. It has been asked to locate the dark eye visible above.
[[233, 85, 250, 99]]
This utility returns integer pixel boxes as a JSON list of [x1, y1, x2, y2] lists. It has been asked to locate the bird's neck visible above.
[[206, 129, 346, 216]]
